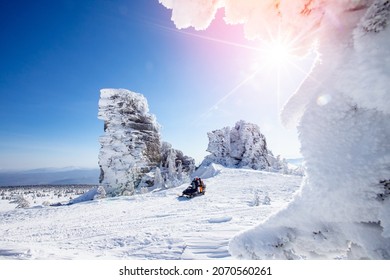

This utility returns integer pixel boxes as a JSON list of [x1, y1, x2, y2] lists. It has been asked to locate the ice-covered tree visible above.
[[94, 186, 106, 200], [153, 167, 164, 188], [10, 195, 30, 209], [160, 141, 195, 187], [166, 148, 177, 181], [177, 160, 183, 181], [160, 0, 390, 259]]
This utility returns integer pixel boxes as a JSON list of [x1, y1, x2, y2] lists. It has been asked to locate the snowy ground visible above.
[[0, 165, 302, 260]]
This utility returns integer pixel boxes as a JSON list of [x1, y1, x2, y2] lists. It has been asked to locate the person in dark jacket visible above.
[[192, 177, 205, 194]]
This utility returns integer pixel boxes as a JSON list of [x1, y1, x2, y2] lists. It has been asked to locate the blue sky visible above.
[[0, 0, 313, 170]]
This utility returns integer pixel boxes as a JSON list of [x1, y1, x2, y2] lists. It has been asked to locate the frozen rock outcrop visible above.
[[98, 89, 194, 195], [137, 141, 196, 190], [160, 141, 196, 186], [201, 120, 290, 173], [98, 89, 161, 195]]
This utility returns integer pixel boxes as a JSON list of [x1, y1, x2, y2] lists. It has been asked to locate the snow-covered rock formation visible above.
[[160, 0, 390, 259], [160, 142, 196, 186], [138, 141, 196, 190], [98, 88, 194, 195], [98, 89, 161, 195], [201, 120, 291, 173]]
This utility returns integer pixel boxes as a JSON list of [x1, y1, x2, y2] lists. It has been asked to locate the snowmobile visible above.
[[180, 185, 206, 198], [181, 180, 206, 198]]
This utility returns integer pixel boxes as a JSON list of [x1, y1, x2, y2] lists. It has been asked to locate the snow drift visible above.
[[160, 0, 390, 259]]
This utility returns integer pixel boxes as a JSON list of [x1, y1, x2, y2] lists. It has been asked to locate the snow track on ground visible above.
[[0, 166, 301, 259]]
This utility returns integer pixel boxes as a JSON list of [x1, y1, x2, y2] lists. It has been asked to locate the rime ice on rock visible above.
[[98, 89, 195, 195], [201, 120, 291, 173], [98, 89, 161, 195], [160, 141, 196, 187]]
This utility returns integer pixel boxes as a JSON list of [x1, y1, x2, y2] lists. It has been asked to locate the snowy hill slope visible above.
[[0, 165, 301, 260]]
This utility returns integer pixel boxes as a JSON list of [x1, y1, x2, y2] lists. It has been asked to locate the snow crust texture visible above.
[[0, 166, 301, 260], [160, 0, 390, 259], [98, 89, 195, 195]]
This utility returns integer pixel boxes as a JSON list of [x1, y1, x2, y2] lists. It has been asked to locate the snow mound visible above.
[[208, 217, 232, 224], [192, 163, 222, 179], [68, 186, 106, 205]]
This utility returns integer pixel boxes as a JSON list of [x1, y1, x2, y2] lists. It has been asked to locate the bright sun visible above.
[[262, 38, 294, 66], [269, 41, 291, 63]]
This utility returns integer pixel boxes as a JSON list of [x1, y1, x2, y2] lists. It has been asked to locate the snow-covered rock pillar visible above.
[[98, 89, 161, 195]]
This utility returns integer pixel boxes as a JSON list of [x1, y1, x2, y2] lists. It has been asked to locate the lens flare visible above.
[[317, 94, 332, 106], [264, 39, 293, 65]]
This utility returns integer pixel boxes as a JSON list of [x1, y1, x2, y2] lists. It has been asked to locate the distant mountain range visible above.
[[286, 158, 304, 166], [0, 159, 303, 187], [0, 167, 100, 186]]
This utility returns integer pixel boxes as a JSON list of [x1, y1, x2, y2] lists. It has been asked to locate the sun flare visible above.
[[267, 41, 292, 64], [259, 36, 296, 67]]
